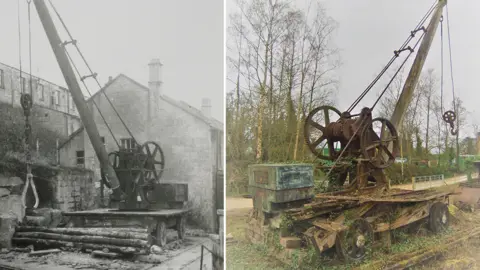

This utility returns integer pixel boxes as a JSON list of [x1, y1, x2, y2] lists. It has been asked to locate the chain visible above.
[[21, 0, 38, 209]]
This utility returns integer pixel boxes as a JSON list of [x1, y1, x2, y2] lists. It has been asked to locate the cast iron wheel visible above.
[[139, 141, 165, 182], [304, 105, 343, 160], [335, 219, 373, 262], [360, 118, 399, 169], [155, 221, 167, 247], [177, 215, 186, 240], [429, 202, 449, 233]]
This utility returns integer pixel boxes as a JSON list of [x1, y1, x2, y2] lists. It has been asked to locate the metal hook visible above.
[[22, 173, 39, 209]]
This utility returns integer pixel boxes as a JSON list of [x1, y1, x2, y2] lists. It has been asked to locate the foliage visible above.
[[226, 0, 340, 165], [0, 103, 66, 165]]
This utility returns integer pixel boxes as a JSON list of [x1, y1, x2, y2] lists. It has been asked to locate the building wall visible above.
[[0, 62, 80, 137], [150, 98, 216, 231]]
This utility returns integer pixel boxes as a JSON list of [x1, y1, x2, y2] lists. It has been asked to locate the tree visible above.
[[226, 0, 339, 163]]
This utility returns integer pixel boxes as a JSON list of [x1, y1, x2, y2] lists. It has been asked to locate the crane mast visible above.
[[32, 0, 122, 197], [390, 0, 447, 133]]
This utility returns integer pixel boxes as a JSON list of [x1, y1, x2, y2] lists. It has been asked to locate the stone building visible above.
[[58, 59, 224, 232], [0, 61, 81, 137]]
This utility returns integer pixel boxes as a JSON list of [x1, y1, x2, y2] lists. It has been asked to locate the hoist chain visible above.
[[20, 0, 38, 209]]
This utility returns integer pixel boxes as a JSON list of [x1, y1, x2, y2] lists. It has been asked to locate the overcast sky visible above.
[[0, 0, 224, 122], [227, 0, 479, 137]]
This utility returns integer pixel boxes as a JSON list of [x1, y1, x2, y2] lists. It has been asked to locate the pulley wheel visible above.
[[360, 118, 399, 169], [442, 110, 456, 123], [139, 141, 165, 182], [428, 202, 449, 234], [335, 218, 373, 262], [304, 105, 342, 160]]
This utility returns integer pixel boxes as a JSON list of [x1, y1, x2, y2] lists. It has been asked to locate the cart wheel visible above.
[[156, 221, 167, 247], [429, 202, 449, 233], [335, 219, 373, 262], [177, 215, 186, 240]]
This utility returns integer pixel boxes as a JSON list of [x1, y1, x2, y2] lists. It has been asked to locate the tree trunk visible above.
[[12, 237, 142, 254], [16, 226, 148, 240], [14, 232, 149, 248]]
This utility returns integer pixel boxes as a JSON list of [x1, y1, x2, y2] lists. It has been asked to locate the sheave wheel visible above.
[[429, 202, 449, 233]]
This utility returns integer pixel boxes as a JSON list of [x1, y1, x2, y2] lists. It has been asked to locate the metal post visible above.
[[390, 0, 447, 133], [200, 245, 204, 270], [32, 0, 121, 194]]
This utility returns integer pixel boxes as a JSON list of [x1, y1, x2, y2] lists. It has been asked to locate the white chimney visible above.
[[201, 98, 211, 118], [147, 59, 163, 130], [148, 58, 163, 95]]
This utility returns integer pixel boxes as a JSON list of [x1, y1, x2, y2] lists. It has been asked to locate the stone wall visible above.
[[0, 62, 80, 138], [151, 98, 216, 231], [0, 164, 96, 214], [49, 167, 96, 212]]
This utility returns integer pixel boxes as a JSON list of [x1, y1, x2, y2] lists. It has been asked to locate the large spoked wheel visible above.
[[360, 118, 399, 169], [139, 141, 165, 181], [304, 106, 342, 160], [429, 202, 449, 234], [137, 142, 165, 204], [335, 219, 373, 262]]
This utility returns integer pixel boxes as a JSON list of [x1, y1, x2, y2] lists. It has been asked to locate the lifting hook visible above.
[[442, 110, 458, 136], [22, 173, 39, 209]]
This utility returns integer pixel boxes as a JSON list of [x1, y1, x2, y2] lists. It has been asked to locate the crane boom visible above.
[[390, 0, 447, 133], [33, 0, 122, 193]]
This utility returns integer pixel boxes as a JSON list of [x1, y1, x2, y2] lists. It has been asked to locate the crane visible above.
[[246, 1, 460, 262], [303, 0, 456, 191], [31, 0, 176, 211]]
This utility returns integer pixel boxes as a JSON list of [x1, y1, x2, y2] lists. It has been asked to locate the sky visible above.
[[0, 0, 224, 122], [226, 0, 480, 137]]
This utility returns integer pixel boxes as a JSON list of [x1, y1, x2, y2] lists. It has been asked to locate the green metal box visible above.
[[248, 164, 314, 213]]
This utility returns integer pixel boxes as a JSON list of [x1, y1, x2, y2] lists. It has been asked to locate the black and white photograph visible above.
[[0, 1, 224, 269]]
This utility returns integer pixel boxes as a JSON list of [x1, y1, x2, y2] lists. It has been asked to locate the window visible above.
[[71, 97, 76, 112], [50, 95, 55, 107], [38, 84, 44, 101], [0, 69, 4, 89], [100, 136, 105, 146], [55, 91, 60, 105], [121, 138, 136, 151], [76, 151, 85, 165]]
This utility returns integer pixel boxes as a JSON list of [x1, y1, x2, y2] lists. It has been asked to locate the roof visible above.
[[87, 74, 222, 130], [59, 74, 223, 149], [58, 126, 84, 149]]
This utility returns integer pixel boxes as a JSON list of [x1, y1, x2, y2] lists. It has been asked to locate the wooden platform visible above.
[[63, 208, 189, 217]]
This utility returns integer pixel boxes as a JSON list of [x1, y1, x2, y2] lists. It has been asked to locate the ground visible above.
[[0, 229, 214, 270], [226, 196, 480, 270]]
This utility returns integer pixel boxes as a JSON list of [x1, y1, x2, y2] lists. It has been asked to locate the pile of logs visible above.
[[12, 227, 151, 254]]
